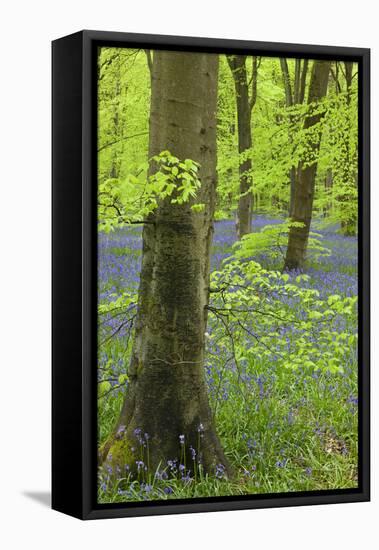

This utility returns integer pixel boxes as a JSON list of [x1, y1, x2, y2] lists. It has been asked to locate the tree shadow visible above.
[[22, 491, 51, 508]]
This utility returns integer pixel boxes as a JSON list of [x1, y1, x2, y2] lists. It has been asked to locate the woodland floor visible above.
[[97, 215, 358, 502]]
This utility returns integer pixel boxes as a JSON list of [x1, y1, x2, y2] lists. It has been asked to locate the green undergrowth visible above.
[[97, 217, 358, 503], [98, 352, 358, 502]]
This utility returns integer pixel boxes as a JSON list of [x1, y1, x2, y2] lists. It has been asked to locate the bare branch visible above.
[[98, 131, 148, 153]]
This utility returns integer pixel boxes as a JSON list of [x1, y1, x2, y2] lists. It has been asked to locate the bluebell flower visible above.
[[215, 463, 226, 479], [189, 446, 196, 460], [136, 460, 144, 471]]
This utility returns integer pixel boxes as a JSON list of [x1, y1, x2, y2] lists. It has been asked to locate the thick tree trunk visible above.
[[101, 51, 232, 477], [227, 55, 253, 239], [284, 61, 331, 271]]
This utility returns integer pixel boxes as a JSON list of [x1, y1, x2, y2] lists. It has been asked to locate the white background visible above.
[[1, 0, 377, 548]]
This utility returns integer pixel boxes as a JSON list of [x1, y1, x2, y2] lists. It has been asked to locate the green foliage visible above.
[[316, 91, 358, 233], [97, 220, 358, 499], [98, 48, 150, 183], [98, 50, 358, 230], [232, 220, 331, 265], [98, 151, 202, 231], [98, 291, 136, 316], [216, 57, 358, 225], [209, 254, 356, 376], [96, 49, 359, 499]]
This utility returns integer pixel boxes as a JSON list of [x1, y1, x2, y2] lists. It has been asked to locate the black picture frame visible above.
[[52, 30, 370, 520]]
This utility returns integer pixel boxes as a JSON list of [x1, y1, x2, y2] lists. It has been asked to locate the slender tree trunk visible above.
[[323, 167, 333, 217], [109, 53, 121, 179], [294, 59, 301, 104], [101, 51, 231, 477], [345, 61, 353, 104], [340, 61, 357, 236], [284, 61, 331, 271], [280, 58, 309, 217], [227, 55, 253, 239], [289, 166, 297, 217], [144, 49, 153, 88], [280, 58, 296, 217], [280, 58, 293, 107], [298, 60, 309, 104]]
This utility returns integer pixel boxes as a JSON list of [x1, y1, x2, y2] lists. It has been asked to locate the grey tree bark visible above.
[[108, 52, 122, 179], [101, 51, 232, 477], [284, 60, 331, 271], [329, 61, 357, 236], [280, 58, 309, 217], [227, 55, 253, 239], [340, 61, 357, 236]]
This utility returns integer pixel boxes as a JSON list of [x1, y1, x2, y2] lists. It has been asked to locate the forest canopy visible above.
[[97, 47, 358, 503]]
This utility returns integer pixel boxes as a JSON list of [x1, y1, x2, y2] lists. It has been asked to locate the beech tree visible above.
[[101, 51, 231, 476], [96, 49, 359, 501], [227, 55, 258, 238], [338, 61, 357, 236], [280, 58, 309, 216], [284, 60, 331, 271]]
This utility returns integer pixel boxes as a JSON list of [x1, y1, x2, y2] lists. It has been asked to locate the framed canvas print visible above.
[[52, 30, 370, 520]]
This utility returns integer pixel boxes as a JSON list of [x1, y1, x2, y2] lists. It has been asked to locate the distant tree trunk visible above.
[[109, 53, 121, 179], [144, 49, 153, 87], [344, 61, 353, 103], [323, 168, 333, 217], [340, 61, 357, 236], [284, 60, 331, 271], [226, 123, 236, 216], [227, 55, 253, 238], [280, 58, 293, 107], [331, 61, 342, 94], [280, 58, 309, 217], [328, 61, 357, 235], [298, 59, 309, 104], [280, 58, 296, 216], [101, 51, 232, 477]]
